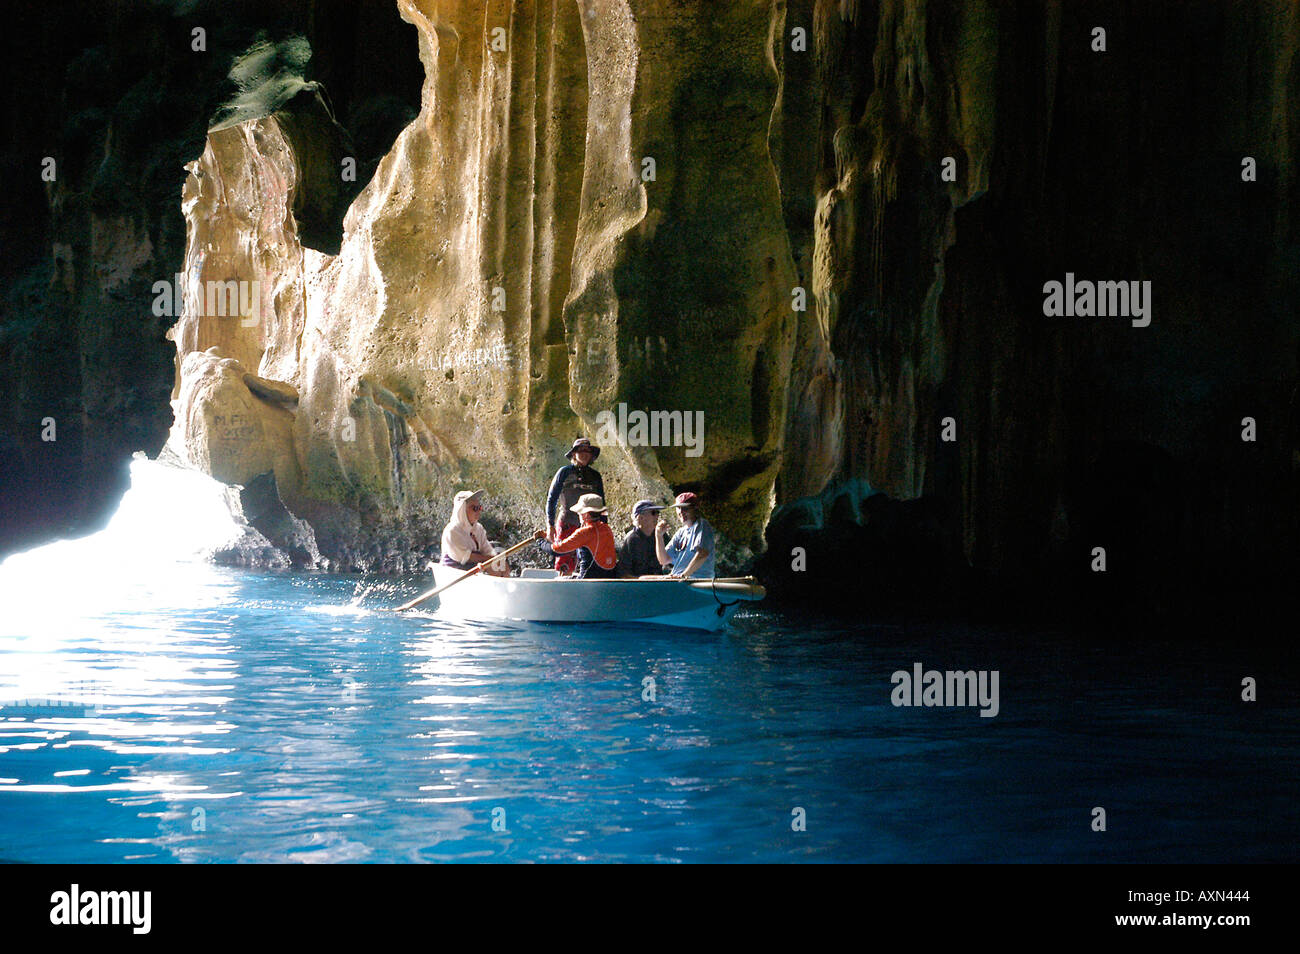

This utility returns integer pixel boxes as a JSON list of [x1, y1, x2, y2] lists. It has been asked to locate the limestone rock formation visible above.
[[173, 347, 297, 487], [4, 1, 1299, 620], [1, 0, 423, 560], [169, 0, 803, 570]]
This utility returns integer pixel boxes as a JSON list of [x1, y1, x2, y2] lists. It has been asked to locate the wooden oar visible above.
[[395, 532, 544, 611]]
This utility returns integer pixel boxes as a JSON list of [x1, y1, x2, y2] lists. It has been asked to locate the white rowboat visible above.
[[427, 565, 765, 631]]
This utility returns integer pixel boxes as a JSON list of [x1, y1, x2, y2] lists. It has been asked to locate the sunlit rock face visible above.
[[173, 88, 349, 380], [173, 348, 297, 487], [167, 0, 1299, 598], [172, 0, 803, 569]]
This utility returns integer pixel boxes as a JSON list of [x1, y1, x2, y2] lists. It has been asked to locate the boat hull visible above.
[[428, 567, 764, 632]]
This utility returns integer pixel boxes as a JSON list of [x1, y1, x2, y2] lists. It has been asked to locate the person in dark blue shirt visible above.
[[545, 438, 605, 574], [619, 499, 668, 577]]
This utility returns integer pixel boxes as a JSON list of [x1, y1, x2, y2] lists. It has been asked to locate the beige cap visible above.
[[570, 493, 608, 514]]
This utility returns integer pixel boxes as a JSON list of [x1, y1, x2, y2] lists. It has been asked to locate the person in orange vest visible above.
[[551, 494, 619, 579]]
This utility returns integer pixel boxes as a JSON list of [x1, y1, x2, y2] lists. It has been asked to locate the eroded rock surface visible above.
[[158, 0, 1300, 600], [5, 1, 1299, 618], [1, 0, 422, 560], [171, 0, 805, 570]]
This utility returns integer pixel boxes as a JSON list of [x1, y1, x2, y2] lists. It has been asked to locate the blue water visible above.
[[0, 461, 1295, 863], [1, 562, 1295, 863]]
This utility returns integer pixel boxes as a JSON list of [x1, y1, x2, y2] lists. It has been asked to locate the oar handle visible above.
[[396, 532, 544, 611]]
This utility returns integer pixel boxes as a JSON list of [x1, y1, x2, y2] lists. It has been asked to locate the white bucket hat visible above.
[[570, 493, 608, 515]]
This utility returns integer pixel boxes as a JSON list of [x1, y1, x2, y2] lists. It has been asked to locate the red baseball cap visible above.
[[671, 492, 700, 508]]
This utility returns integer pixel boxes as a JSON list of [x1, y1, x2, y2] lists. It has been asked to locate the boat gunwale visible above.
[[435, 572, 761, 585]]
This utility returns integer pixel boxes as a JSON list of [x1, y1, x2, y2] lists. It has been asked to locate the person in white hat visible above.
[[551, 493, 619, 579], [439, 489, 508, 576]]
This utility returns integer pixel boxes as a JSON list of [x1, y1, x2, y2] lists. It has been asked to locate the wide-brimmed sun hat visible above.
[[565, 438, 601, 461], [570, 493, 609, 514]]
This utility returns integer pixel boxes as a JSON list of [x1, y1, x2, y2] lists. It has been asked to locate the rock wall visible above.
[[169, 0, 802, 569], [763, 0, 1300, 618], [1, 0, 422, 559], [4, 1, 1299, 618]]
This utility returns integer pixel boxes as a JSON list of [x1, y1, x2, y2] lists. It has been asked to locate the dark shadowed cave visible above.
[[1, 0, 1297, 631]]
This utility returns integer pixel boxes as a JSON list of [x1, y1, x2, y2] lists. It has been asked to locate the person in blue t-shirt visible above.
[[655, 492, 716, 579]]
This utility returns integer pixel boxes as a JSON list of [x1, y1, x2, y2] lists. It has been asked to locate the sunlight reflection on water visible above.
[[1, 461, 1296, 863]]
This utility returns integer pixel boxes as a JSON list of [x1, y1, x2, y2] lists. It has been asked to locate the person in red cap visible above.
[[545, 438, 604, 574], [655, 492, 716, 579]]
